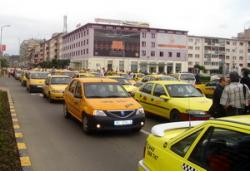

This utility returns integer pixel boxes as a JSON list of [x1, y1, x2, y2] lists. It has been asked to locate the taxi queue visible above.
[[12, 68, 250, 171]]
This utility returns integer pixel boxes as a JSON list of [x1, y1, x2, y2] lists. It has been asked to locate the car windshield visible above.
[[51, 77, 71, 84], [63, 72, 76, 78], [30, 72, 48, 79], [157, 76, 177, 81], [180, 74, 195, 80], [84, 83, 129, 98], [166, 84, 203, 97], [112, 78, 132, 85]]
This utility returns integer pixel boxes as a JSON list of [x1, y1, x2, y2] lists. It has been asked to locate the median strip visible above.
[[2, 88, 33, 171]]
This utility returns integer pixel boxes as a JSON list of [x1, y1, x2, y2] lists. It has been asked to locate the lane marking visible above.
[[17, 143, 27, 150], [140, 129, 150, 135], [15, 133, 24, 138], [20, 156, 32, 166], [14, 124, 20, 129]]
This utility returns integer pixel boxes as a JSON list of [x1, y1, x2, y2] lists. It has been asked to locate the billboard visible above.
[[94, 29, 140, 57], [156, 33, 187, 49]]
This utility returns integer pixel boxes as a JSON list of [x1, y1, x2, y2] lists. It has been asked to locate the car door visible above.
[[151, 84, 170, 118], [65, 80, 78, 115], [137, 83, 154, 113], [158, 128, 206, 171], [43, 77, 50, 96], [73, 81, 83, 121]]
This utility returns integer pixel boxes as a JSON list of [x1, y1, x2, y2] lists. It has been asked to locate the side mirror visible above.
[[160, 95, 170, 100]]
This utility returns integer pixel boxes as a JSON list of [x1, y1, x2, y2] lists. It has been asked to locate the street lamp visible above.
[[0, 24, 11, 57]]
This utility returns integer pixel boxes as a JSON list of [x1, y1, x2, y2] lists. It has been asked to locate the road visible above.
[[0, 77, 166, 171]]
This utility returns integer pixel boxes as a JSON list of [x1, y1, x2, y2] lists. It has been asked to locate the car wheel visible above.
[[133, 127, 141, 132], [170, 110, 181, 122], [63, 103, 70, 119], [48, 93, 53, 103], [82, 114, 92, 134]]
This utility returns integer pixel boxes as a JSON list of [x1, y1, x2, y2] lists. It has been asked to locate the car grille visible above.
[[104, 110, 136, 119]]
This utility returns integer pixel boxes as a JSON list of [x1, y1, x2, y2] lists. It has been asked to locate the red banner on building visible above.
[[0, 44, 6, 52]]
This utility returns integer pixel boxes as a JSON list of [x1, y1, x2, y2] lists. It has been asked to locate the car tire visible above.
[[63, 103, 70, 119], [133, 127, 141, 132], [170, 110, 181, 122], [48, 93, 53, 103], [82, 114, 92, 134]]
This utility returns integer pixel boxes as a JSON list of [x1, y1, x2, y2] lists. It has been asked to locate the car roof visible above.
[[149, 80, 190, 85], [216, 115, 250, 126], [29, 71, 49, 73], [107, 75, 125, 78], [49, 75, 70, 78], [74, 77, 118, 83]]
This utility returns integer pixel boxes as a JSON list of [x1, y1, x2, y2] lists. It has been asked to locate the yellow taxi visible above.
[[134, 75, 176, 88], [195, 80, 219, 97], [26, 71, 49, 93], [63, 78, 145, 133], [107, 75, 138, 95], [134, 81, 212, 121], [42, 75, 71, 103], [73, 72, 95, 78], [20, 70, 28, 86], [138, 115, 250, 171]]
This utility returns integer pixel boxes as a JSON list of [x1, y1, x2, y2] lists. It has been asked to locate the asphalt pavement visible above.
[[0, 77, 167, 171]]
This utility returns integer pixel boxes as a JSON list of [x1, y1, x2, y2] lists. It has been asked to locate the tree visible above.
[[194, 64, 206, 73], [0, 58, 9, 68]]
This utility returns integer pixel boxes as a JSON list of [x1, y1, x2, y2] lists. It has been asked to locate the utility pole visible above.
[[0, 25, 11, 71]]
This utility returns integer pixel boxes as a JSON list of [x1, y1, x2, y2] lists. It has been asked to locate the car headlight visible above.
[[186, 110, 206, 115], [93, 110, 107, 116], [136, 108, 144, 115]]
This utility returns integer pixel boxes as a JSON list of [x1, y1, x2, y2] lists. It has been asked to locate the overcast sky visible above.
[[1, 0, 250, 55]]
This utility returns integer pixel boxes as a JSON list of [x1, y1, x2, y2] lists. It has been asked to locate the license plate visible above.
[[37, 86, 42, 88], [114, 120, 133, 126]]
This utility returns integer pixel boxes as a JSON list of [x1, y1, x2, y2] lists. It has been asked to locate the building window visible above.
[[83, 49, 85, 54], [195, 54, 199, 58], [232, 49, 236, 53], [226, 49, 230, 52], [188, 62, 193, 65], [151, 33, 155, 38], [233, 56, 236, 60], [195, 46, 200, 50], [232, 42, 237, 46], [84, 31, 86, 36], [168, 52, 172, 57], [239, 56, 244, 60], [188, 54, 193, 58], [142, 41, 146, 47], [86, 39, 89, 45], [177, 52, 181, 58], [188, 46, 193, 50], [160, 51, 164, 57], [87, 30, 89, 35], [226, 56, 230, 59], [142, 32, 147, 38], [151, 51, 155, 57], [142, 50, 146, 56], [226, 41, 230, 45], [151, 42, 155, 48], [239, 49, 244, 53], [240, 42, 244, 46], [188, 38, 193, 42]]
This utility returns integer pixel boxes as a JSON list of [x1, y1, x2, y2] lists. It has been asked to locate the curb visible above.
[[4, 88, 32, 171]]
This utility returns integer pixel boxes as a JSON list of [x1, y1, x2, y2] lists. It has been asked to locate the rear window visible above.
[[51, 77, 71, 84], [84, 83, 129, 98], [30, 72, 48, 79], [180, 74, 195, 80]]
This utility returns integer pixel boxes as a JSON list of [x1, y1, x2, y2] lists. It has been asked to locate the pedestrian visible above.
[[209, 76, 228, 118], [195, 73, 201, 84], [240, 69, 250, 89], [100, 67, 105, 77], [220, 71, 250, 116]]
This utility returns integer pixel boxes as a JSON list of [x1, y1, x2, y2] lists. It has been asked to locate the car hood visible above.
[[86, 98, 141, 110], [123, 85, 138, 92], [30, 79, 45, 85], [170, 97, 212, 111], [50, 84, 68, 91]]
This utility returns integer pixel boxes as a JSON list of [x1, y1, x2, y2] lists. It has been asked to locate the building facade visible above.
[[62, 23, 188, 73], [187, 36, 248, 74]]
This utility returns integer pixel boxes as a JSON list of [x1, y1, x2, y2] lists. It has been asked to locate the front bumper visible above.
[[86, 113, 145, 131], [180, 113, 210, 121], [30, 85, 44, 92], [50, 92, 64, 100], [138, 160, 150, 171]]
